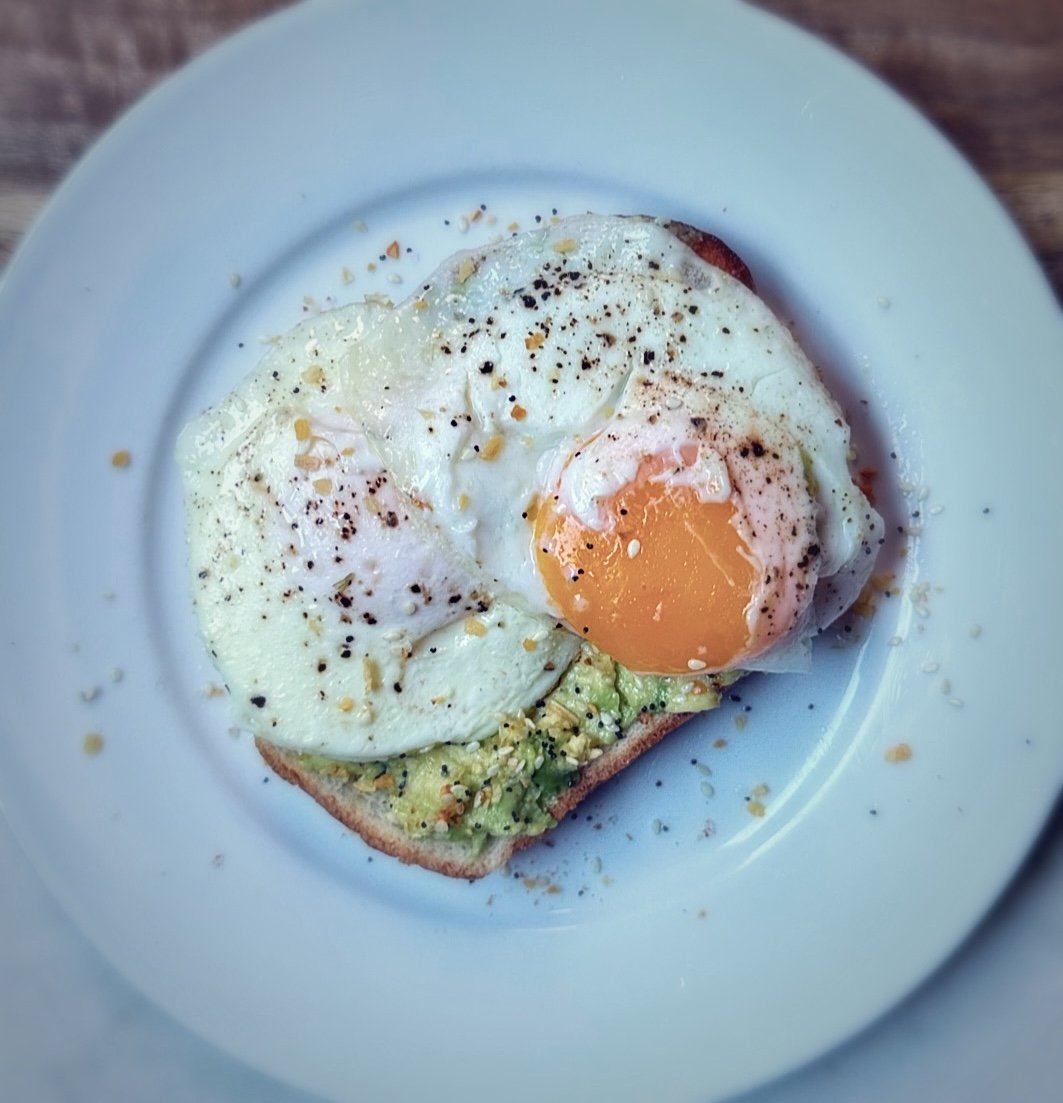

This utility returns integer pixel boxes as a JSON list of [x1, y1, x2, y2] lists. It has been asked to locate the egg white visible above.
[[177, 308, 579, 760]]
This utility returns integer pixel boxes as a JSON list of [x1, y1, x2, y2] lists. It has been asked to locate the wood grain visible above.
[[1, 0, 1060, 301]]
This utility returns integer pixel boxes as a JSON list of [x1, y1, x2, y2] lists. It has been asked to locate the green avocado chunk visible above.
[[294, 645, 739, 851]]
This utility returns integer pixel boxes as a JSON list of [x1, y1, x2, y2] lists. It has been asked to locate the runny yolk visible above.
[[533, 451, 757, 674]]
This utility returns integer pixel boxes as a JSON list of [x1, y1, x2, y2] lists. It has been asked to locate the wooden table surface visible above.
[[1, 0, 1061, 303]]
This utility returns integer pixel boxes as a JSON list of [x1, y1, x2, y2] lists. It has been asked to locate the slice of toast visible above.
[[256, 709, 691, 880], [253, 217, 755, 879]]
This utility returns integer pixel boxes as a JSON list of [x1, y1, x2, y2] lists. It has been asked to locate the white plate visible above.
[[1, 1, 1061, 1101]]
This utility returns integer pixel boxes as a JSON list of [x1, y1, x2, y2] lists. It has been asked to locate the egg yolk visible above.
[[534, 451, 758, 674]]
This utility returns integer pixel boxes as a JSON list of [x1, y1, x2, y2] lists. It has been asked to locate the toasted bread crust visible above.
[[256, 708, 694, 880], [656, 218, 756, 292]]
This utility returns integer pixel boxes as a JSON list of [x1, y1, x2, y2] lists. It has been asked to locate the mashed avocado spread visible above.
[[294, 645, 739, 853]]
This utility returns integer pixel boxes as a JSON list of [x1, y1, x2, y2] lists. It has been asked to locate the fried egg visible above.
[[344, 214, 881, 677], [176, 310, 580, 760], [179, 213, 881, 761]]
